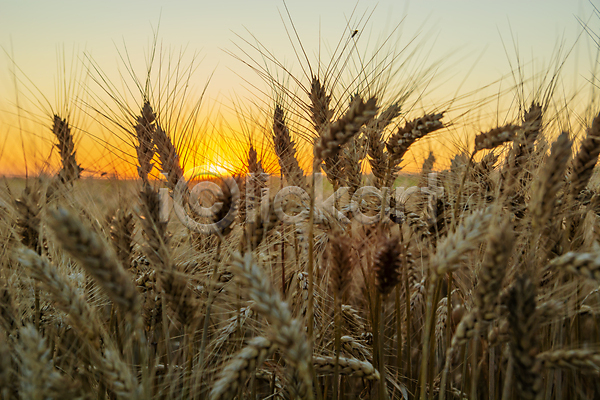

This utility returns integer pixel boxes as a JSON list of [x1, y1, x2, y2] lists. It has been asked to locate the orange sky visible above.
[[1, 1, 599, 178]]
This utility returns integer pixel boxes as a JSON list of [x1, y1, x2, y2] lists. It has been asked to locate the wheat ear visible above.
[[52, 114, 82, 184], [366, 102, 402, 188], [385, 113, 444, 187], [273, 103, 306, 188], [432, 207, 494, 275], [439, 311, 478, 400], [328, 230, 354, 299], [511, 103, 543, 175], [16, 324, 75, 400], [474, 218, 514, 323], [537, 348, 600, 372], [209, 336, 277, 400], [546, 251, 600, 284], [473, 124, 520, 153], [529, 131, 572, 236], [14, 183, 42, 253], [47, 207, 141, 318], [339, 335, 373, 361], [154, 123, 184, 191], [373, 236, 403, 296], [309, 76, 333, 134], [138, 184, 198, 325], [341, 305, 367, 336], [507, 275, 542, 400], [386, 113, 444, 162], [134, 101, 156, 183], [17, 248, 103, 347], [0, 279, 16, 335], [314, 95, 378, 162], [0, 329, 11, 398], [313, 356, 380, 380], [427, 208, 492, 400], [569, 112, 600, 198], [109, 207, 135, 268], [341, 134, 367, 197], [207, 305, 254, 365], [230, 252, 314, 399]]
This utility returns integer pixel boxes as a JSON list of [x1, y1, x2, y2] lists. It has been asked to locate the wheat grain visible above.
[[313, 355, 380, 380]]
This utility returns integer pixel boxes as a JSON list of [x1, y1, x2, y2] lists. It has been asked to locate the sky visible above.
[[0, 0, 598, 177]]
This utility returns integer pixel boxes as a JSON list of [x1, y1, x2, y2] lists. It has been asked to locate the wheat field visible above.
[[2, 7, 600, 400]]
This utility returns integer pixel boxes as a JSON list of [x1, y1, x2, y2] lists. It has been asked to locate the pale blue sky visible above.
[[1, 1, 595, 104]]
